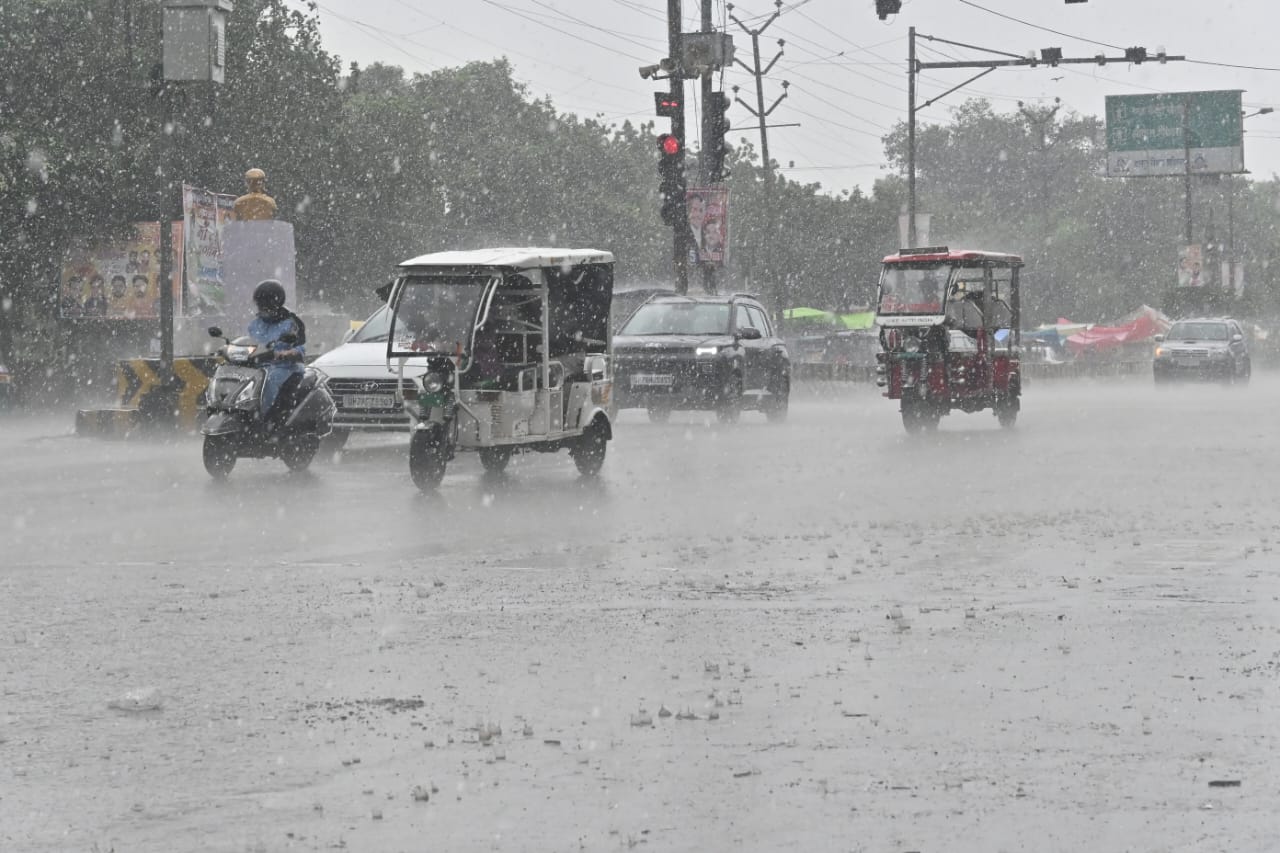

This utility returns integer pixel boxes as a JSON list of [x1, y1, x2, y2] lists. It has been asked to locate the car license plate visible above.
[[1175, 358, 1201, 368], [631, 373, 673, 387], [343, 394, 395, 409]]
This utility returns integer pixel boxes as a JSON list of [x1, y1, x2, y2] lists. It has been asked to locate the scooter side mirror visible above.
[[208, 326, 223, 338]]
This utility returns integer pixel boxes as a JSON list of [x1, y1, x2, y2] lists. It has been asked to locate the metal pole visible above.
[[1183, 93, 1193, 246], [1227, 176, 1236, 297], [700, 0, 715, 294], [669, 0, 688, 294], [158, 84, 176, 389], [907, 26, 917, 248]]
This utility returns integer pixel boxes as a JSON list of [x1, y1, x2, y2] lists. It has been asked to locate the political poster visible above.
[[182, 184, 237, 315], [1177, 244, 1205, 287], [59, 223, 174, 320], [686, 186, 729, 265]]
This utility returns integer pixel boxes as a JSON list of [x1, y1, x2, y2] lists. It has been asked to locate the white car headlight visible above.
[[695, 345, 720, 357]]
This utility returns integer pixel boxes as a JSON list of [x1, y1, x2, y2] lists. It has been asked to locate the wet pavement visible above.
[[3, 377, 1279, 851]]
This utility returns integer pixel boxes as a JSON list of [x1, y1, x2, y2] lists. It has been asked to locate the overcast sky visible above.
[[288, 0, 1280, 195]]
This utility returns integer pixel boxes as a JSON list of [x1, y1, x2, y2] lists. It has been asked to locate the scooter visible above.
[[201, 326, 336, 479]]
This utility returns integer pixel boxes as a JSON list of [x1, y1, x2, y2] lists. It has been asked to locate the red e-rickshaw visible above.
[[874, 247, 1022, 432]]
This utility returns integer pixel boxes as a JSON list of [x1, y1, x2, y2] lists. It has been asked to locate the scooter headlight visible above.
[[234, 380, 257, 407], [225, 344, 255, 361], [421, 372, 446, 394], [903, 336, 921, 354]]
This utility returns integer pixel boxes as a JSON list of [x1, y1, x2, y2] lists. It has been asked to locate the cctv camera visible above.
[[639, 63, 661, 79]]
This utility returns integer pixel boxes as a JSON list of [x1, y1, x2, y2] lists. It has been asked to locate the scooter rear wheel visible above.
[[281, 435, 320, 471], [202, 435, 237, 479]]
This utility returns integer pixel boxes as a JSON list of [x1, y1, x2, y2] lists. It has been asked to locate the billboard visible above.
[[686, 186, 729, 265], [182, 184, 237, 315], [1106, 90, 1244, 177], [59, 223, 180, 320]]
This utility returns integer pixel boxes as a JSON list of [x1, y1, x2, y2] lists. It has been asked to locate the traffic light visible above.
[[654, 92, 681, 118], [875, 0, 901, 19], [705, 91, 731, 182], [657, 133, 686, 227]]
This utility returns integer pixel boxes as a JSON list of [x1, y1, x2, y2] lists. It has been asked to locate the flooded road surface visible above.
[[3, 377, 1279, 851]]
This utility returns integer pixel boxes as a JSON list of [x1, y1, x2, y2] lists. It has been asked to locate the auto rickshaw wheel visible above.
[[479, 446, 512, 474], [409, 429, 448, 490], [716, 376, 743, 424], [202, 435, 237, 479], [901, 395, 940, 434], [996, 399, 1019, 429], [573, 417, 608, 476]]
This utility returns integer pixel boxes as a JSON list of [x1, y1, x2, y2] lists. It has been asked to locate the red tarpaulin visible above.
[[1066, 306, 1170, 355]]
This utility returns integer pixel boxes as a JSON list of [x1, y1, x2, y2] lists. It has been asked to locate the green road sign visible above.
[[1105, 90, 1243, 177]]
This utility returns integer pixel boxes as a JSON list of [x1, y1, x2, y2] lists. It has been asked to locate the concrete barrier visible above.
[[792, 360, 1148, 385], [75, 407, 141, 439]]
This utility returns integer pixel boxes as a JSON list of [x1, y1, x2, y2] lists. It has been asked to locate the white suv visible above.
[[311, 304, 428, 447]]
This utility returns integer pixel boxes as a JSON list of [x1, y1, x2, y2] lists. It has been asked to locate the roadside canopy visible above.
[[1065, 305, 1170, 355], [837, 311, 875, 330]]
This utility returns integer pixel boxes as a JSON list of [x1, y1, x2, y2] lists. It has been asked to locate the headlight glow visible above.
[[695, 345, 720, 357], [225, 344, 254, 361], [1154, 346, 1165, 358], [421, 372, 446, 393]]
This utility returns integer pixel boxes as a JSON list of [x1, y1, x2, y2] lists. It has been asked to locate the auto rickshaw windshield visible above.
[[877, 263, 949, 315], [388, 276, 489, 358]]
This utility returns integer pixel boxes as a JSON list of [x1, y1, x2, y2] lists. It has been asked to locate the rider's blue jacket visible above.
[[248, 313, 305, 415]]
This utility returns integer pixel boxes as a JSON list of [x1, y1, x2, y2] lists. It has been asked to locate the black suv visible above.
[[1153, 317, 1251, 385], [613, 293, 790, 422]]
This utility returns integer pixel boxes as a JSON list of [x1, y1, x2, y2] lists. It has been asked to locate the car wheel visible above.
[[320, 427, 350, 454], [765, 375, 790, 423], [573, 416, 608, 476], [716, 375, 743, 424]]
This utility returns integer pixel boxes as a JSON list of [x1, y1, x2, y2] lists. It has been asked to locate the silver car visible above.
[[1153, 318, 1251, 385]]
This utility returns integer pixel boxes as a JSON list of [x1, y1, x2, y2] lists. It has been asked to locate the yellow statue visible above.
[[233, 168, 278, 221]]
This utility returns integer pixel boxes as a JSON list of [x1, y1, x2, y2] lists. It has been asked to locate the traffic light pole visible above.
[[668, 0, 689, 294], [699, 0, 715, 294], [906, 29, 1185, 249]]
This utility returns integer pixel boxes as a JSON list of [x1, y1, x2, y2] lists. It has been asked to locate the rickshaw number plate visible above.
[[631, 374, 674, 387], [343, 394, 395, 409]]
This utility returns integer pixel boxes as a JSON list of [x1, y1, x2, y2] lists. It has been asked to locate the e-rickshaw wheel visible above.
[[573, 416, 608, 476], [409, 429, 448, 490], [995, 399, 1019, 429], [478, 446, 512, 474], [901, 395, 940, 434]]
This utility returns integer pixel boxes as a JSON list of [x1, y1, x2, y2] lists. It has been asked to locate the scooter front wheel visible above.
[[202, 435, 237, 479], [409, 430, 448, 491]]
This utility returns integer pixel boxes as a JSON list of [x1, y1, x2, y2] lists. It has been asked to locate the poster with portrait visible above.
[[686, 186, 729, 266], [59, 223, 173, 320], [1176, 244, 1204, 287], [182, 184, 237, 315]]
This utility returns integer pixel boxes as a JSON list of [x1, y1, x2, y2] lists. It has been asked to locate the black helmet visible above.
[[253, 279, 286, 311]]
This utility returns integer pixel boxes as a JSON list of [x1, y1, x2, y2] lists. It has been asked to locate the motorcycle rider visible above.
[[248, 279, 306, 430]]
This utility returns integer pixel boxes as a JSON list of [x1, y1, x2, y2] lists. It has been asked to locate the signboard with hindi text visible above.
[[1106, 90, 1244, 177]]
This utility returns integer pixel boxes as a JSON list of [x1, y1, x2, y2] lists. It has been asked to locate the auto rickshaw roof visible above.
[[882, 247, 1024, 266], [397, 247, 615, 271]]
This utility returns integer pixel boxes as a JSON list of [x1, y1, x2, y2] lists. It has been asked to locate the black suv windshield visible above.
[[622, 302, 730, 336], [1168, 322, 1228, 341]]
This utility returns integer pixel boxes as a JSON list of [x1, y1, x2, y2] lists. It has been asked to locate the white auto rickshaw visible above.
[[385, 248, 616, 490]]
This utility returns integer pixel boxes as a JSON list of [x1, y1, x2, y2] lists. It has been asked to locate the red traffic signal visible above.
[[654, 92, 681, 118], [658, 133, 682, 156]]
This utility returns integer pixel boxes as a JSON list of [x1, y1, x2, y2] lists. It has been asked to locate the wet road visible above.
[[3, 377, 1279, 851]]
